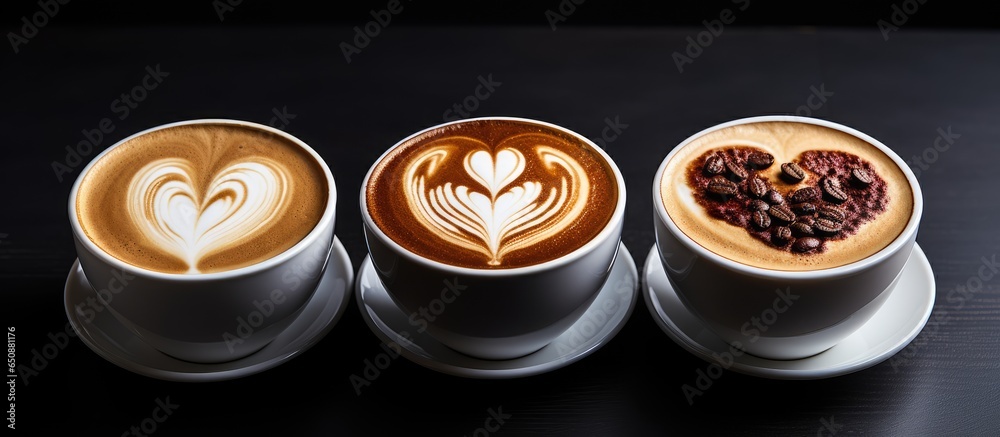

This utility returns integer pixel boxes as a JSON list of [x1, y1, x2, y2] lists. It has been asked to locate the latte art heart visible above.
[[127, 157, 290, 273], [366, 119, 619, 269], [404, 146, 589, 266]]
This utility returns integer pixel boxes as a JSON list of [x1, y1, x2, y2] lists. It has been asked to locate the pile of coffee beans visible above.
[[702, 149, 877, 254]]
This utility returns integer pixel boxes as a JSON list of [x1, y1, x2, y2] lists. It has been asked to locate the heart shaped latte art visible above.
[[127, 158, 290, 273], [404, 146, 588, 266]]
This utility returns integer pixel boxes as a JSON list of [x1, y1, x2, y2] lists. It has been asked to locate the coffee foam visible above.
[[660, 121, 914, 271], [367, 119, 618, 269], [76, 123, 328, 274]]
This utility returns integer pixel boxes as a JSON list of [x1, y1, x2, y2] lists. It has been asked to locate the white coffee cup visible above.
[[360, 117, 627, 360], [68, 119, 338, 363], [652, 115, 923, 360]]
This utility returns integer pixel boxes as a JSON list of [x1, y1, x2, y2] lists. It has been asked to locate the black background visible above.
[[2, 0, 997, 28], [2, 0, 999, 435]]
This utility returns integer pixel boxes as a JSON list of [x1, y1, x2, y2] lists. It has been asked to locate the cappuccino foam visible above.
[[366, 119, 618, 269], [76, 123, 328, 274], [660, 121, 914, 271]]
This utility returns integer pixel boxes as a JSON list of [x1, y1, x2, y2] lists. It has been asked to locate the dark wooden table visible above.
[[2, 22, 999, 436]]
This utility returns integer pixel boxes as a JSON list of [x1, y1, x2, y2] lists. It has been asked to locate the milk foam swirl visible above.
[[126, 157, 290, 273], [404, 145, 589, 266]]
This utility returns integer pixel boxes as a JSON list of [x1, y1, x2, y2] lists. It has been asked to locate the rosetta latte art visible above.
[[404, 145, 589, 266], [126, 157, 291, 273]]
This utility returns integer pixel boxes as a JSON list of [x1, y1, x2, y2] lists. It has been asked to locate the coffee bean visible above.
[[790, 222, 814, 236], [765, 189, 785, 205], [768, 204, 795, 223], [726, 159, 748, 181], [792, 237, 821, 253], [796, 215, 815, 226], [752, 210, 771, 229], [852, 167, 873, 187], [817, 205, 846, 222], [704, 155, 725, 175], [707, 175, 738, 196], [791, 202, 816, 214], [747, 177, 768, 198], [780, 162, 806, 182], [788, 187, 820, 204], [749, 199, 770, 212], [747, 151, 775, 169], [821, 177, 849, 203], [773, 226, 793, 242], [814, 217, 843, 234]]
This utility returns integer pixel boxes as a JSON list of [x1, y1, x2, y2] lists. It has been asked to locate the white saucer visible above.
[[643, 243, 935, 380], [64, 236, 354, 382], [355, 243, 639, 379]]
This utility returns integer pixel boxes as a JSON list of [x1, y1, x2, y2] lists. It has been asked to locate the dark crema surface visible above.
[[366, 119, 618, 269]]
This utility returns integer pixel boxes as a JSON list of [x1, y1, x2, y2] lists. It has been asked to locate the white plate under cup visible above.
[[359, 117, 628, 360], [651, 115, 924, 360], [68, 119, 338, 364]]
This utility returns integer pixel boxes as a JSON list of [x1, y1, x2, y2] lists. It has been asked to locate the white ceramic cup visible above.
[[360, 117, 627, 360], [68, 119, 338, 363], [652, 115, 923, 360]]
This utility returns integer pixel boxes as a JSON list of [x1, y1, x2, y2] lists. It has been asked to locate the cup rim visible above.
[[652, 115, 923, 279], [359, 116, 627, 277], [67, 118, 338, 281]]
